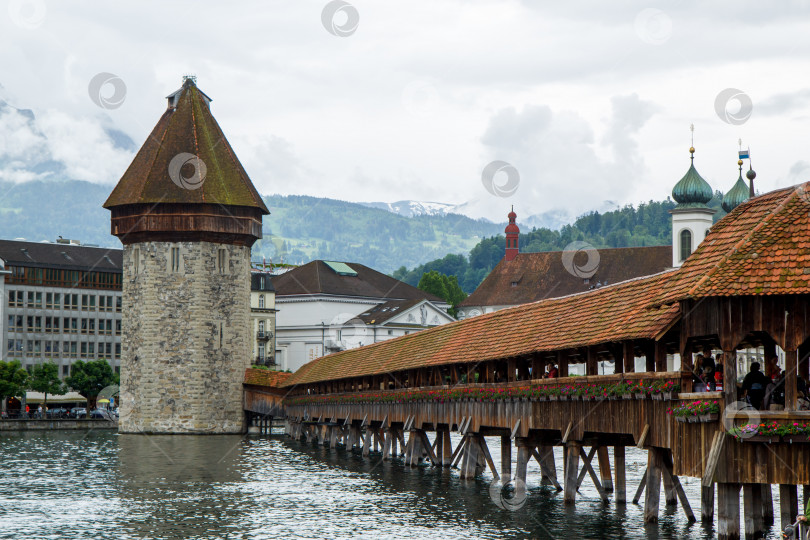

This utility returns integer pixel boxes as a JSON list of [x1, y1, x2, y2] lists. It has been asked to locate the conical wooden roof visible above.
[[104, 78, 269, 213]]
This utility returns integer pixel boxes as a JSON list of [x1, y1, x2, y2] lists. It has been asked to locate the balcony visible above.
[[255, 356, 277, 366], [257, 331, 272, 342]]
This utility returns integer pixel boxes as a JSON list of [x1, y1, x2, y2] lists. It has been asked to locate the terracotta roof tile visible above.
[[244, 368, 292, 388], [459, 246, 671, 308], [652, 182, 809, 303], [104, 80, 268, 213], [283, 270, 679, 386]]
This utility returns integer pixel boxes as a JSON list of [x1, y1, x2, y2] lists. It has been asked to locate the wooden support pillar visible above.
[[743, 484, 764, 540], [633, 469, 647, 504], [785, 349, 799, 411], [614, 445, 626, 504], [644, 448, 663, 523], [702, 485, 715, 524], [500, 436, 511, 482], [442, 430, 452, 467], [662, 449, 695, 522], [579, 446, 609, 503], [662, 463, 677, 506], [539, 446, 557, 487], [623, 341, 635, 373], [724, 349, 738, 407], [655, 340, 667, 372], [779, 484, 798, 534], [563, 441, 581, 505], [586, 347, 598, 376], [645, 341, 655, 372], [718, 483, 741, 540], [761, 484, 774, 526], [558, 350, 568, 378], [515, 442, 531, 501], [362, 427, 371, 457], [507, 358, 516, 382], [596, 446, 614, 493]]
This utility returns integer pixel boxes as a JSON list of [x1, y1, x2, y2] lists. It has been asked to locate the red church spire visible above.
[[505, 206, 519, 262]]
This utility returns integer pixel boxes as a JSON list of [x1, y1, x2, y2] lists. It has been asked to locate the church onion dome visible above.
[[722, 162, 751, 213], [505, 207, 519, 234], [672, 147, 713, 209]]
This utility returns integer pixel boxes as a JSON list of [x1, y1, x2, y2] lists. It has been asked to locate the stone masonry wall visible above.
[[119, 241, 251, 433]]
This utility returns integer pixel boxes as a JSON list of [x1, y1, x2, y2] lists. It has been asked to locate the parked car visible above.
[[89, 409, 114, 419], [46, 408, 69, 418], [71, 407, 87, 419]]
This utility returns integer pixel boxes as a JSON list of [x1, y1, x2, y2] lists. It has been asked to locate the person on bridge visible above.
[[741, 362, 771, 410], [544, 363, 558, 379]]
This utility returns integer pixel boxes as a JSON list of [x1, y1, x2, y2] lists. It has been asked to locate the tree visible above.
[[29, 362, 66, 413], [418, 270, 468, 317], [0, 360, 28, 414], [64, 360, 119, 409], [418, 270, 448, 302]]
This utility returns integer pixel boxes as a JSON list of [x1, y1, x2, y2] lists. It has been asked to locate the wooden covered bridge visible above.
[[252, 183, 810, 540]]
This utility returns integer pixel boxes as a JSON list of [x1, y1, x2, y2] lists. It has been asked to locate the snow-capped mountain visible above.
[[359, 200, 465, 218]]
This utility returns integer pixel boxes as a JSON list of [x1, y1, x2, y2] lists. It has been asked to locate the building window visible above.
[[116, 296, 122, 312], [258, 343, 266, 358], [217, 248, 227, 274], [258, 294, 265, 308], [115, 320, 121, 335], [115, 343, 121, 358], [170, 247, 180, 272], [258, 321, 265, 333], [133, 248, 140, 275], [679, 229, 693, 262]]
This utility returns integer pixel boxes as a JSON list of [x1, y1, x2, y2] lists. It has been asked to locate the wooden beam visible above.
[[655, 340, 667, 372], [779, 484, 798, 534], [724, 349, 738, 407], [614, 445, 627, 504], [575, 446, 597, 490], [532, 447, 562, 491], [662, 449, 696, 522], [478, 435, 500, 480], [562, 421, 573, 444], [500, 436, 511, 482], [515, 445, 531, 501], [586, 347, 599, 376], [702, 432, 726, 487], [564, 442, 581, 505], [636, 424, 650, 449], [623, 340, 635, 373], [645, 341, 655, 372], [597, 446, 614, 493], [632, 469, 647, 504], [718, 483, 741, 540], [558, 350, 568, 378], [702, 485, 715, 524], [644, 448, 663, 524], [579, 446, 609, 503], [786, 349, 799, 411], [743, 484, 764, 540], [442, 430, 452, 467], [761, 484, 774, 526]]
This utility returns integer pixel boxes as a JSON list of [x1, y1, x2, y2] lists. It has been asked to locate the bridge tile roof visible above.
[[283, 270, 679, 386], [244, 368, 292, 388], [653, 182, 810, 302]]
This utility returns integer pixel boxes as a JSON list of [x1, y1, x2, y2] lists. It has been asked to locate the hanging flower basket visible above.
[[662, 392, 674, 401], [634, 393, 646, 400], [622, 394, 632, 400], [783, 434, 810, 444], [698, 413, 719, 423], [745, 435, 779, 443], [675, 416, 687, 423], [651, 393, 663, 401]]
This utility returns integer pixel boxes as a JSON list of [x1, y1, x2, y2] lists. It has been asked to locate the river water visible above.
[[0, 430, 788, 539]]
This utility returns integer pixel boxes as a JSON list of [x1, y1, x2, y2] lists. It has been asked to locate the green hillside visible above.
[[394, 193, 727, 293]]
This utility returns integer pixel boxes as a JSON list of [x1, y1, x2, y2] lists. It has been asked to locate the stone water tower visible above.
[[104, 77, 268, 433]]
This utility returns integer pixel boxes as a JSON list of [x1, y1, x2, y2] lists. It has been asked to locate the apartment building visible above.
[[0, 239, 123, 377]]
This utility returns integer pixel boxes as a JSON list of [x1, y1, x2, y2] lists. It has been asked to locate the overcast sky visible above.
[[2, 1, 810, 223]]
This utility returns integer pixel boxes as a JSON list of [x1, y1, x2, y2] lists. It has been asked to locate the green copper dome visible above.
[[722, 170, 750, 213], [672, 149, 713, 208]]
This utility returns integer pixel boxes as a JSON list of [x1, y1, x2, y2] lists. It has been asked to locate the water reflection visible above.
[[0, 431, 783, 539]]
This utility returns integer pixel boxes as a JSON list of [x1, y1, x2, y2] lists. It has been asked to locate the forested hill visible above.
[[394, 193, 727, 293], [0, 180, 503, 273]]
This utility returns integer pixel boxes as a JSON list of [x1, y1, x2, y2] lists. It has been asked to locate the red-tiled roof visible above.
[[283, 271, 679, 386], [244, 368, 292, 388], [459, 246, 671, 308], [653, 183, 809, 303], [272, 260, 443, 302], [104, 80, 268, 213]]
